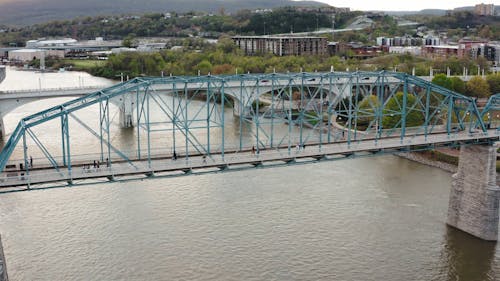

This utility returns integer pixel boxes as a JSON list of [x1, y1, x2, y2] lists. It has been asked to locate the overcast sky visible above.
[[312, 0, 499, 11]]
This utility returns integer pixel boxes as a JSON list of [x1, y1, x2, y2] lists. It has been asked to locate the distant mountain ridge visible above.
[[384, 5, 500, 16], [0, 0, 327, 25]]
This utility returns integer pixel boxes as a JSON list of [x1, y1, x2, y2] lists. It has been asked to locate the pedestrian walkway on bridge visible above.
[[1, 129, 497, 192]]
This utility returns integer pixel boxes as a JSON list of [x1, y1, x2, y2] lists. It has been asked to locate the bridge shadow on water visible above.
[[436, 226, 498, 281]]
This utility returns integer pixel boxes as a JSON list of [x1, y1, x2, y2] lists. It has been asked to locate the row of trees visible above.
[[345, 92, 427, 130], [355, 92, 469, 130], [85, 38, 498, 94], [432, 73, 500, 98], [90, 38, 359, 78]]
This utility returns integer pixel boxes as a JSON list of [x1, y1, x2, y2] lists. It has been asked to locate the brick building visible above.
[[232, 36, 328, 56]]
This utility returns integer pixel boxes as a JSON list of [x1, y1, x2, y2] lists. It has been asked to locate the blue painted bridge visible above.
[[1, 71, 500, 241], [0, 70, 498, 187]]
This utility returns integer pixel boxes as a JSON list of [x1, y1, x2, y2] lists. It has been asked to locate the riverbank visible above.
[[398, 151, 458, 174]]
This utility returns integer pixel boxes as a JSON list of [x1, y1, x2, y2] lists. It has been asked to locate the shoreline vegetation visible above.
[[39, 49, 500, 100]]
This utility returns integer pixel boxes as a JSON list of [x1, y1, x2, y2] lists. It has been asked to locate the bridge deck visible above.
[[1, 130, 498, 191]]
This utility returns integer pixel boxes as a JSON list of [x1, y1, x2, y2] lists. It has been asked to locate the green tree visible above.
[[196, 60, 213, 75], [450, 77, 466, 94], [216, 36, 238, 53], [122, 34, 136, 48], [382, 92, 424, 128], [486, 73, 500, 94], [432, 74, 452, 89], [466, 76, 491, 98], [357, 95, 380, 127]]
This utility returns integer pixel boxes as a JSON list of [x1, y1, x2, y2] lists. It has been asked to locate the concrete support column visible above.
[[0, 234, 8, 281], [0, 116, 5, 141], [233, 100, 241, 117], [447, 144, 500, 241], [118, 95, 134, 128], [232, 97, 251, 118]]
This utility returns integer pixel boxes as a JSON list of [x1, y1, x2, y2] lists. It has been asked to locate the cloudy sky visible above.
[[313, 0, 499, 11]]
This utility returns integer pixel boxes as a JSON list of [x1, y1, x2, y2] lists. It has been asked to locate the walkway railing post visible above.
[[447, 97, 453, 137], [184, 82, 189, 163], [22, 127, 29, 188], [353, 75, 359, 142], [347, 75, 353, 147], [299, 73, 304, 147], [60, 115, 67, 167], [206, 77, 211, 155], [105, 99, 111, 167], [319, 76, 324, 149], [270, 75, 275, 148], [424, 85, 431, 140], [376, 73, 383, 142], [136, 88, 141, 160], [288, 79, 293, 155], [172, 82, 177, 158], [327, 73, 332, 143], [146, 86, 152, 168], [255, 77, 260, 154], [239, 79, 243, 151], [401, 75, 408, 143], [61, 113, 72, 182], [221, 80, 225, 160], [99, 100, 104, 162]]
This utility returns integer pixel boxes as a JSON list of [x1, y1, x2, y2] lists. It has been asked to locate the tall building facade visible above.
[[232, 36, 328, 56], [475, 3, 495, 16]]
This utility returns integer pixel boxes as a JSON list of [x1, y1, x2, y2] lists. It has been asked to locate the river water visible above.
[[0, 67, 499, 281]]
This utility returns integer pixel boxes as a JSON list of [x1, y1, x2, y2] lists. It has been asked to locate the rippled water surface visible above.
[[1, 156, 499, 281]]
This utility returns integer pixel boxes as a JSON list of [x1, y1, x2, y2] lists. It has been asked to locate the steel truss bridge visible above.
[[0, 71, 499, 191]]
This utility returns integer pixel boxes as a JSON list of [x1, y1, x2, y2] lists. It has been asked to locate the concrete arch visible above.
[[0, 95, 128, 140]]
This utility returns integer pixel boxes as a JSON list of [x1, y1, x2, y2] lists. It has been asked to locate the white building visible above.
[[8, 49, 64, 62], [136, 43, 167, 52], [26, 38, 77, 48], [388, 46, 421, 56], [111, 47, 137, 54]]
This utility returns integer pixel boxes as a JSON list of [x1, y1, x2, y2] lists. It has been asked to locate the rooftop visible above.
[[232, 36, 326, 40], [9, 49, 44, 53]]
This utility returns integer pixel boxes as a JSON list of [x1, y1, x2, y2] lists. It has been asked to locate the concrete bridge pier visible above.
[[232, 101, 251, 118], [0, 116, 5, 141], [231, 95, 253, 118], [447, 144, 500, 241], [118, 95, 134, 128], [0, 234, 8, 281]]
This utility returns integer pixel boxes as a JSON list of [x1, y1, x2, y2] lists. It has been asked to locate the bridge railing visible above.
[[1, 129, 498, 188], [0, 86, 105, 94], [1, 124, 496, 176]]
